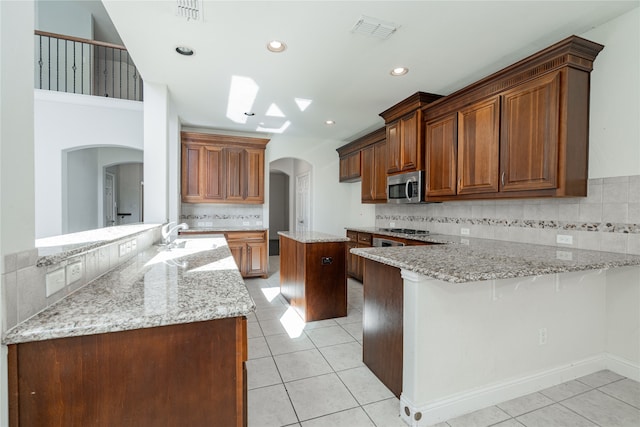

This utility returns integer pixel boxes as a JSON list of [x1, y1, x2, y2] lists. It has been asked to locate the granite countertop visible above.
[[36, 223, 162, 266], [278, 231, 350, 244], [351, 236, 640, 283], [3, 235, 255, 345], [345, 226, 456, 244], [180, 227, 268, 233]]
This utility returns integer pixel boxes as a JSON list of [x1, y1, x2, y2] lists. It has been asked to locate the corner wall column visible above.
[[143, 81, 170, 224]]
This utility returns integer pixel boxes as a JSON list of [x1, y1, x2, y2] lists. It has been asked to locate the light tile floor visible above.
[[246, 257, 640, 427]]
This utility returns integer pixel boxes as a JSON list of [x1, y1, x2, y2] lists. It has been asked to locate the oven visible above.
[[372, 237, 405, 247]]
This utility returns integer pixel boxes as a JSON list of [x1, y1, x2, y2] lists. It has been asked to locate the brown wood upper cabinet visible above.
[[181, 132, 269, 204], [361, 133, 387, 203], [380, 92, 442, 175], [338, 151, 361, 182], [336, 127, 388, 203], [423, 35, 603, 201]]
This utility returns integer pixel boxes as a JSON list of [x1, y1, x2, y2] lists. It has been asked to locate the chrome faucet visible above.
[[161, 222, 189, 245]]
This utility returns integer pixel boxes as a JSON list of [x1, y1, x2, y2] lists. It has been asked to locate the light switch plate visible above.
[[46, 268, 66, 297], [460, 228, 470, 235], [557, 234, 573, 245]]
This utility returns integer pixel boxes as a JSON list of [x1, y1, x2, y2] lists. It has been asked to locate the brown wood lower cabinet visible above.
[[279, 235, 347, 322], [362, 259, 403, 398], [8, 318, 248, 427]]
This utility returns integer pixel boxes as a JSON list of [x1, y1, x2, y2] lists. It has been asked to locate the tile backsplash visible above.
[[2, 227, 160, 332], [180, 203, 263, 228], [376, 175, 640, 255]]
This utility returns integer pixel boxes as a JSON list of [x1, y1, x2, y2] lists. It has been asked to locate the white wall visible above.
[[0, 2, 36, 425], [34, 89, 143, 238], [67, 148, 99, 232], [268, 172, 289, 240], [582, 7, 640, 178], [35, 0, 93, 39]]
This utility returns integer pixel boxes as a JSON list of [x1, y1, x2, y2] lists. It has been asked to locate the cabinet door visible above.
[[345, 240, 359, 279], [227, 241, 245, 274], [202, 145, 225, 200], [386, 121, 401, 174], [245, 148, 264, 203], [361, 145, 375, 202], [500, 71, 560, 192], [246, 241, 267, 277], [225, 147, 245, 202], [425, 113, 457, 197], [181, 144, 202, 202], [339, 152, 361, 182], [457, 96, 500, 195], [399, 112, 418, 172], [373, 141, 388, 201]]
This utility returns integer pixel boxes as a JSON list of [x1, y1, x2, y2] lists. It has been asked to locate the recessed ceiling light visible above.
[[267, 40, 287, 53], [175, 46, 194, 56], [325, 120, 335, 125], [390, 67, 408, 76]]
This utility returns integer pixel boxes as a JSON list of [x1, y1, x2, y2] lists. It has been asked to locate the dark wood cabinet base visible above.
[[8, 318, 247, 427], [362, 259, 403, 398]]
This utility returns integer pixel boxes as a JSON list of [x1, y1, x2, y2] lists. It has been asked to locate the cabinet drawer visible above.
[[346, 230, 358, 241], [225, 231, 266, 242], [357, 232, 372, 246]]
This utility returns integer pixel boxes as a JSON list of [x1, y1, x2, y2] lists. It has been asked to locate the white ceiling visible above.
[[102, 0, 638, 142]]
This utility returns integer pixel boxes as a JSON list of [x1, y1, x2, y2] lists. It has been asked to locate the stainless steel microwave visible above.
[[387, 170, 424, 204]]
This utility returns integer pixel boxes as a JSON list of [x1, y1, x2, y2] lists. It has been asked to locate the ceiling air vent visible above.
[[351, 15, 399, 39], [176, 0, 202, 21]]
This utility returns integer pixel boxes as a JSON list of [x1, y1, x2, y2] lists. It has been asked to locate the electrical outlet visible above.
[[460, 238, 470, 245], [556, 250, 573, 261], [197, 221, 205, 227], [538, 328, 548, 345], [205, 222, 213, 227], [119, 243, 126, 257], [557, 234, 573, 245], [460, 228, 470, 235], [243, 221, 250, 226], [66, 262, 83, 285], [256, 220, 263, 225], [46, 268, 66, 297], [390, 222, 396, 227], [125, 241, 132, 254]]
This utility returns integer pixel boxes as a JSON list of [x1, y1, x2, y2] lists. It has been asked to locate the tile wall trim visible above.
[[374, 215, 640, 234]]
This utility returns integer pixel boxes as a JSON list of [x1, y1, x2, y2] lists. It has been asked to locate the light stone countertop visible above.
[[278, 231, 350, 244], [345, 226, 457, 244], [3, 235, 255, 345], [36, 223, 162, 266], [351, 236, 640, 283]]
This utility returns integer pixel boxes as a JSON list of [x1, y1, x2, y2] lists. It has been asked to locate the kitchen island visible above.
[[3, 235, 254, 427], [352, 238, 640, 426], [278, 231, 349, 322]]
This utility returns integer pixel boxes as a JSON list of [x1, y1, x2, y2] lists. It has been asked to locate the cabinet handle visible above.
[[458, 178, 461, 189], [501, 171, 505, 187]]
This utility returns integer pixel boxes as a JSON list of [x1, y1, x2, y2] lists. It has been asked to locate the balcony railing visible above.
[[35, 30, 143, 101]]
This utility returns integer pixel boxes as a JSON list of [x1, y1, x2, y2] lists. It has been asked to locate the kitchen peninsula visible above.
[[3, 234, 254, 427], [352, 237, 640, 426]]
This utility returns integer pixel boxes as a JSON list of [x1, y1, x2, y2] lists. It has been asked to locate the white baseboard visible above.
[[605, 353, 640, 382], [400, 354, 612, 426]]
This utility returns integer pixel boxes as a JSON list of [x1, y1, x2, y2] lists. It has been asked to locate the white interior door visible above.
[[296, 172, 310, 233], [104, 172, 116, 227]]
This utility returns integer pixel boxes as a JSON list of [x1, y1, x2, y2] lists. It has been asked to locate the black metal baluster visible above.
[[72, 41, 76, 93], [81, 42, 84, 94], [37, 35, 42, 89], [65, 40, 68, 93], [56, 38, 59, 91], [119, 49, 122, 98], [103, 46, 108, 96], [127, 52, 130, 100], [47, 36, 51, 90]]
